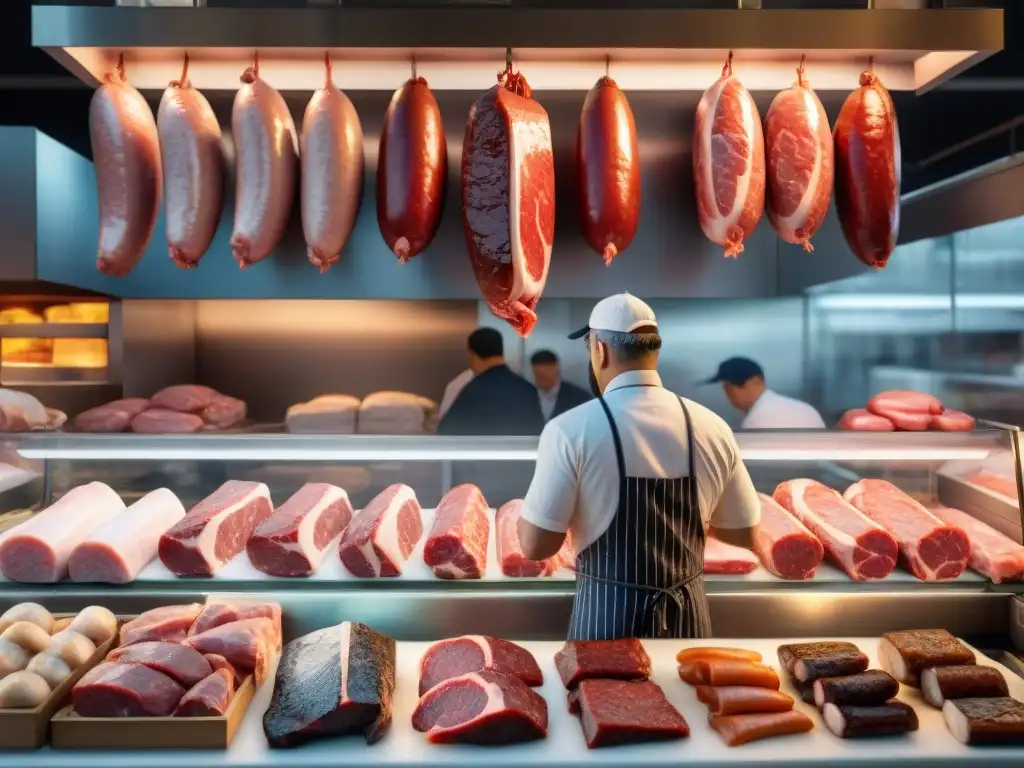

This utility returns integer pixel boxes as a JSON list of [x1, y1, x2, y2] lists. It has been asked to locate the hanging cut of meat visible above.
[[577, 75, 641, 265], [693, 52, 765, 258], [834, 69, 901, 269], [377, 73, 447, 262], [461, 59, 554, 337], [764, 57, 833, 251], [90, 55, 162, 277], [301, 54, 364, 273]]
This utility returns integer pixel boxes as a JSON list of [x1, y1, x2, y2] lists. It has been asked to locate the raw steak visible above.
[[204, 653, 240, 685], [73, 661, 185, 717], [423, 484, 490, 579], [844, 479, 970, 580], [130, 409, 204, 434], [119, 603, 203, 646], [263, 621, 396, 747], [73, 398, 150, 432], [0, 482, 126, 583], [412, 668, 548, 745], [929, 504, 1024, 583], [576, 678, 689, 748], [754, 493, 824, 580], [704, 537, 759, 575], [496, 499, 573, 577], [199, 395, 247, 430], [158, 480, 273, 576], [247, 483, 353, 577], [555, 638, 652, 689], [967, 471, 1018, 500], [338, 483, 423, 577], [461, 65, 554, 337], [419, 635, 543, 695], [151, 384, 220, 413], [69, 487, 186, 583], [189, 602, 282, 648], [773, 479, 898, 580], [185, 617, 277, 683], [836, 408, 894, 431], [107, 641, 213, 687], [174, 668, 236, 717]]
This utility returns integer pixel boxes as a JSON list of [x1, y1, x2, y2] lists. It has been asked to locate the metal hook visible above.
[[505, 47, 513, 71]]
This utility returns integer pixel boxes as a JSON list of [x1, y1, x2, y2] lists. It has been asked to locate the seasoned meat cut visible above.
[[878, 629, 975, 686], [423, 484, 490, 579], [921, 665, 1008, 708], [697, 686, 794, 716], [174, 668, 236, 717], [247, 483, 352, 577], [107, 641, 213, 687], [412, 668, 548, 745], [929, 504, 1024, 583], [813, 670, 899, 708], [754, 493, 824, 580], [73, 661, 184, 717], [943, 697, 1024, 745], [119, 604, 202, 647], [419, 635, 542, 696], [709, 710, 813, 746], [822, 700, 918, 738], [773, 479, 898, 580], [576, 678, 689, 748], [554, 637, 651, 689], [0, 482, 126, 583], [159, 480, 273, 576], [263, 622, 396, 747], [69, 488, 186, 584], [777, 641, 868, 683], [678, 659, 780, 689], [338, 483, 423, 577], [844, 479, 970, 581], [461, 61, 554, 337], [677, 647, 762, 664], [496, 499, 573, 576]]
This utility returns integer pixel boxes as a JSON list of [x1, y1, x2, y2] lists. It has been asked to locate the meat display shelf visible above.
[[10, 636, 1024, 768]]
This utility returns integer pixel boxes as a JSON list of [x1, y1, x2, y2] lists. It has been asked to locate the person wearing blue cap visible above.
[[516, 293, 761, 641], [704, 357, 825, 430]]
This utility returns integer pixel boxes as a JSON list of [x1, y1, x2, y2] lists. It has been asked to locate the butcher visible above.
[[517, 293, 760, 640], [704, 357, 825, 430], [530, 349, 591, 422]]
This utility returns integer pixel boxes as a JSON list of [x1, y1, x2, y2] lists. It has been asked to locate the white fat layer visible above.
[[427, 672, 506, 735], [700, 77, 755, 244], [283, 485, 348, 572], [775, 88, 825, 233], [507, 115, 553, 304], [366, 484, 416, 577], [434, 562, 473, 579], [339, 621, 352, 703], [196, 483, 270, 570], [877, 639, 910, 684], [465, 635, 495, 668], [942, 700, 970, 745], [921, 668, 943, 708], [813, 679, 825, 708], [822, 703, 847, 738], [788, 479, 858, 550]]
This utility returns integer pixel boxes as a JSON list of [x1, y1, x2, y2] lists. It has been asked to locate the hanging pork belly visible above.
[[693, 52, 765, 259], [461, 51, 555, 338]]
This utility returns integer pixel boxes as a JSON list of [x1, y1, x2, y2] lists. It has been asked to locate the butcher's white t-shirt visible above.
[[741, 389, 826, 430], [522, 369, 761, 553], [438, 369, 474, 419]]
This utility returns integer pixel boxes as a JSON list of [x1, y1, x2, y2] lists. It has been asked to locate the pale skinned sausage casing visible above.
[[577, 76, 641, 266], [90, 67, 162, 277], [230, 65, 297, 269], [158, 78, 224, 269], [301, 61, 364, 272], [377, 77, 446, 263]]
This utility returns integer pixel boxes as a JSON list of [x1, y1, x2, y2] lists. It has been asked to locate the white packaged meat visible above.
[[285, 395, 361, 434], [357, 391, 437, 435]]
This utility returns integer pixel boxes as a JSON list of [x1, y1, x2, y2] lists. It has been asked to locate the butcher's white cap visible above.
[[568, 293, 658, 340]]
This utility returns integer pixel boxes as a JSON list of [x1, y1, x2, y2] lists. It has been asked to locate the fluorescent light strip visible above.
[[17, 447, 991, 462], [813, 294, 1024, 311]]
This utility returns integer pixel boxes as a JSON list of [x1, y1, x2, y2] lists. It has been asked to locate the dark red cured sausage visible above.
[[577, 76, 641, 266], [833, 70, 901, 269], [377, 76, 447, 263]]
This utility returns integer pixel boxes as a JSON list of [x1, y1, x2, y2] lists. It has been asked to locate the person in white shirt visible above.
[[517, 293, 761, 641], [530, 349, 590, 422], [438, 368, 473, 420], [704, 357, 826, 430]]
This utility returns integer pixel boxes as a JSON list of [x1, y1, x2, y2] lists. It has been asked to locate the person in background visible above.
[[437, 328, 545, 436], [704, 356, 825, 430], [438, 368, 473, 420], [530, 349, 591, 422], [516, 293, 760, 640]]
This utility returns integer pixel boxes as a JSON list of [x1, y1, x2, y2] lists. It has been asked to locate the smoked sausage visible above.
[[834, 69, 901, 269], [157, 54, 224, 269], [577, 75, 640, 266], [377, 73, 446, 263], [230, 53, 297, 269], [90, 55, 161, 277], [301, 54, 364, 272], [693, 53, 765, 259], [765, 58, 833, 251]]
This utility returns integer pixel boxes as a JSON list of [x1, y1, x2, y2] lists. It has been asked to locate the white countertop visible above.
[[12, 636, 1024, 767]]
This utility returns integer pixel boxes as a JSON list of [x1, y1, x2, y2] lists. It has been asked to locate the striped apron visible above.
[[567, 387, 712, 640]]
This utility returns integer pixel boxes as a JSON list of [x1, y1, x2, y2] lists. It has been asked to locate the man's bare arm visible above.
[[709, 524, 758, 550], [518, 517, 567, 561]]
